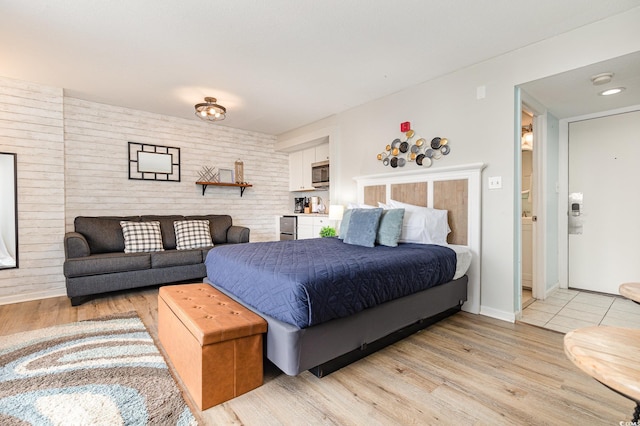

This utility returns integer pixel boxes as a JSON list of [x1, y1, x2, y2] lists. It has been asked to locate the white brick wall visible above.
[[0, 77, 66, 304], [64, 98, 289, 241], [0, 77, 290, 304]]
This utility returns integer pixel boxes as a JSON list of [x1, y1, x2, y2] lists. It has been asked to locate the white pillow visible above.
[[386, 199, 451, 245], [347, 202, 377, 209]]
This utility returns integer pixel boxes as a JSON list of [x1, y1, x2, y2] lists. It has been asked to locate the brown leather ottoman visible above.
[[158, 283, 267, 410]]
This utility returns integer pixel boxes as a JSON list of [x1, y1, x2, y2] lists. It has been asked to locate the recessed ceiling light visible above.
[[591, 72, 614, 85], [599, 87, 625, 96]]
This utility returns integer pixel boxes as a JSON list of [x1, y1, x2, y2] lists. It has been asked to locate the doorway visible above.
[[520, 111, 534, 308]]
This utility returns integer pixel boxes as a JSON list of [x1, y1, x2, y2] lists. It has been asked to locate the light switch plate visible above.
[[488, 176, 502, 189]]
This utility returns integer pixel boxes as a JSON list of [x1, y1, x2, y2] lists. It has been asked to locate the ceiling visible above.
[[2, 1, 640, 135], [520, 51, 640, 119]]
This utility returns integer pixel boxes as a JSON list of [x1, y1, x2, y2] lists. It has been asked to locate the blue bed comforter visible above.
[[204, 237, 457, 328]]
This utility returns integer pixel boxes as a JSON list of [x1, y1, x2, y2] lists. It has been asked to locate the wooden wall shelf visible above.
[[196, 182, 253, 197]]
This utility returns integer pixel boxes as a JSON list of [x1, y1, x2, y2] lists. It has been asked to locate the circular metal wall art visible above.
[[377, 130, 450, 167]]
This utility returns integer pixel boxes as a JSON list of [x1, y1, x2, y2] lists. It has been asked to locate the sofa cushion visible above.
[[150, 249, 205, 268], [75, 216, 140, 254], [64, 252, 151, 278], [174, 220, 213, 250], [185, 215, 232, 245], [120, 221, 165, 253], [140, 215, 185, 250]]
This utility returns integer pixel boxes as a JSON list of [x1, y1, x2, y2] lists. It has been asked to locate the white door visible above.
[[568, 110, 640, 294]]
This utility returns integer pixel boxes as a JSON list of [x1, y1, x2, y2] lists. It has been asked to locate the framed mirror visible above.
[[128, 142, 180, 181], [0, 152, 18, 269]]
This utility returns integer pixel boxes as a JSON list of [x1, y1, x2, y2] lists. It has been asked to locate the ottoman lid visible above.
[[160, 284, 267, 346]]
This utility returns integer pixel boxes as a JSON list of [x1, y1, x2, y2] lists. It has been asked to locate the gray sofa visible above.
[[63, 215, 249, 305]]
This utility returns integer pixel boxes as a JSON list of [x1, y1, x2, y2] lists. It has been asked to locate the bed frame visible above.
[[207, 163, 483, 376]]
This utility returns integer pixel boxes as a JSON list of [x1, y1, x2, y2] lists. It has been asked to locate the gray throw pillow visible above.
[[339, 209, 353, 240], [376, 208, 405, 247], [343, 208, 383, 247]]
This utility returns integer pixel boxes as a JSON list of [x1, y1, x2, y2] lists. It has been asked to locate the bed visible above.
[[205, 163, 483, 376]]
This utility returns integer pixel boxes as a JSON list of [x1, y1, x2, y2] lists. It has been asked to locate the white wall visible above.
[[278, 8, 640, 319], [0, 80, 290, 304], [0, 77, 66, 303]]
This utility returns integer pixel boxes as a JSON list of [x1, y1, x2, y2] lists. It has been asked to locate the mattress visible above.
[[204, 238, 458, 328], [446, 244, 472, 280]]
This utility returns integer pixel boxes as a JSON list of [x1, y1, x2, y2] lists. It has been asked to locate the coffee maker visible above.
[[294, 197, 305, 213]]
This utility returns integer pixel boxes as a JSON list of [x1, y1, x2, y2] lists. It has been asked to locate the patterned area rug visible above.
[[0, 314, 197, 425]]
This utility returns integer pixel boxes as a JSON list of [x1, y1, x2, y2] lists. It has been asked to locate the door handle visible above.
[[532, 216, 537, 222]]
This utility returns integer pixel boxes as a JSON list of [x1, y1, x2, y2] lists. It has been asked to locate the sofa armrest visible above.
[[64, 232, 90, 259], [226, 226, 250, 244]]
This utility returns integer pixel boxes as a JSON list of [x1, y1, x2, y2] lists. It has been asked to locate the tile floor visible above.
[[520, 288, 640, 333]]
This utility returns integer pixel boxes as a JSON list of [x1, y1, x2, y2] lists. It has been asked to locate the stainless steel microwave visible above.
[[311, 160, 329, 188]]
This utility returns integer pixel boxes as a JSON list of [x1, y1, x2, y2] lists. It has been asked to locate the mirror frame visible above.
[[128, 142, 181, 182], [0, 151, 18, 270]]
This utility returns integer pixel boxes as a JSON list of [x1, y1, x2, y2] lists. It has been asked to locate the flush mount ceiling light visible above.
[[194, 97, 226, 122], [590, 72, 614, 86], [599, 87, 626, 96]]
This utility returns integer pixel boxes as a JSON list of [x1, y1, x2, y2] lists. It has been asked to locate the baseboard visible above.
[[480, 305, 516, 323], [0, 288, 66, 306]]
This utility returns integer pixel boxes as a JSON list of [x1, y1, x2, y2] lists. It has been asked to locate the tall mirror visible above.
[[0, 152, 18, 269]]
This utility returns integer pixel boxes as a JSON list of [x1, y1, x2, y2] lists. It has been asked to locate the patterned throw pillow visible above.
[[173, 220, 213, 250], [120, 221, 165, 253]]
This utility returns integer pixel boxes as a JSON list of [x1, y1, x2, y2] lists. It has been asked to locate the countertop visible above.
[[283, 213, 329, 217]]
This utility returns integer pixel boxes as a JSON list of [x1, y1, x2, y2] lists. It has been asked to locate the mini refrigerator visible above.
[[280, 216, 297, 240]]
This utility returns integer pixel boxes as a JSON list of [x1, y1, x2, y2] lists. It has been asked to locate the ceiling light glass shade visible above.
[[194, 97, 227, 122], [599, 87, 625, 96]]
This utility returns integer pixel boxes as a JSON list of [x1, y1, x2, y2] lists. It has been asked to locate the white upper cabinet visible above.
[[289, 143, 329, 191], [314, 144, 329, 162], [288, 150, 306, 191]]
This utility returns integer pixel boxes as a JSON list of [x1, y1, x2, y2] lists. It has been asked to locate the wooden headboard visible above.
[[354, 163, 484, 314], [362, 179, 468, 245]]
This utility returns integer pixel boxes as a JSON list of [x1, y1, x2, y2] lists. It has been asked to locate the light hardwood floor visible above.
[[0, 288, 634, 425]]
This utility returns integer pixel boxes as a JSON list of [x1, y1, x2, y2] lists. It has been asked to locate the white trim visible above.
[[532, 114, 546, 300], [354, 163, 484, 314], [480, 305, 516, 323], [353, 162, 485, 183], [0, 288, 66, 306]]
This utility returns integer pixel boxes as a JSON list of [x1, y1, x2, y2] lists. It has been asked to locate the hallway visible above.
[[520, 288, 640, 333]]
